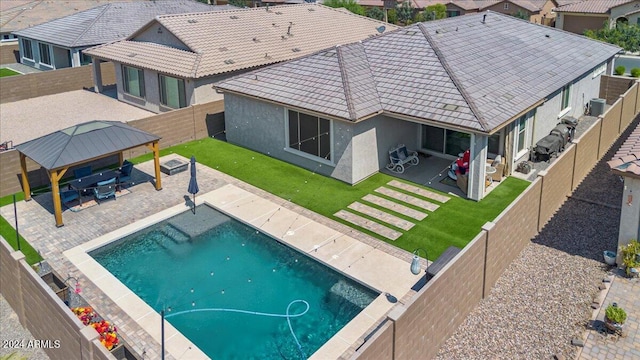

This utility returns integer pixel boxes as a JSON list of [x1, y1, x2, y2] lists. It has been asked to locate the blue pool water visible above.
[[90, 205, 378, 359]]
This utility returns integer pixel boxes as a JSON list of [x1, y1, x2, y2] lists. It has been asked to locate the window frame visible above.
[[503, 2, 509, 10], [22, 38, 33, 60], [559, 84, 571, 117], [159, 74, 187, 109], [122, 66, 145, 99], [285, 109, 333, 164], [513, 111, 533, 160], [38, 42, 51, 66]]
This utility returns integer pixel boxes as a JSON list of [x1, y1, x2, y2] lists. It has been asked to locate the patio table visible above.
[[68, 170, 118, 206]]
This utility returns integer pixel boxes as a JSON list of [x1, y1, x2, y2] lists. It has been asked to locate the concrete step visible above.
[[334, 210, 402, 240], [348, 202, 415, 231], [362, 194, 427, 221], [387, 180, 450, 203], [375, 187, 440, 212]]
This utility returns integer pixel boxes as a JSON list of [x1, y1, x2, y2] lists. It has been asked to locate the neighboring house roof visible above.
[[358, 0, 555, 12], [15, 120, 160, 170], [214, 11, 620, 133], [608, 122, 640, 176], [12, 1, 230, 48], [0, 0, 141, 34], [84, 4, 397, 79], [554, 0, 635, 14]]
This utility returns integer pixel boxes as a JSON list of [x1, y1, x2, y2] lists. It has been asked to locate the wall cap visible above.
[[538, 170, 548, 177], [481, 222, 495, 231], [387, 305, 406, 321]]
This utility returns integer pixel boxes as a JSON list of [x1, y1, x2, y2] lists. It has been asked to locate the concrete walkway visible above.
[[1, 62, 42, 74], [579, 275, 640, 359]]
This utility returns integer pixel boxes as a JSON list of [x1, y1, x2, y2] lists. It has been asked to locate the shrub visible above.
[[605, 304, 627, 324], [631, 68, 640, 78], [614, 65, 626, 75]]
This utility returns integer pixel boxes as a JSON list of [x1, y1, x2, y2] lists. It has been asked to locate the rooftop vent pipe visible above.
[[482, 14, 486, 24]]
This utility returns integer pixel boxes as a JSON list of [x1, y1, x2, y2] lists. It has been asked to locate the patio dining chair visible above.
[[116, 160, 133, 189], [94, 177, 116, 204], [60, 187, 79, 207]]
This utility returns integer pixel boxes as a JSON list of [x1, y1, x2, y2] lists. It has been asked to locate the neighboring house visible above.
[[357, 0, 563, 25], [214, 11, 620, 201], [83, 4, 397, 113], [555, 0, 640, 35], [0, 0, 142, 42], [12, 1, 229, 71], [608, 121, 640, 257]]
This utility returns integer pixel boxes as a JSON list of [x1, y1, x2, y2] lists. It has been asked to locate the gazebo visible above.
[[15, 120, 162, 227]]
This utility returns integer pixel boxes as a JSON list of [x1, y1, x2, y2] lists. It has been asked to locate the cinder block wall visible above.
[[0, 238, 114, 360], [537, 145, 576, 230], [620, 84, 639, 132], [572, 119, 602, 188], [0, 63, 115, 103], [0, 43, 19, 64], [392, 232, 486, 360], [599, 101, 623, 155], [349, 321, 394, 360], [600, 75, 636, 105], [483, 178, 542, 296]]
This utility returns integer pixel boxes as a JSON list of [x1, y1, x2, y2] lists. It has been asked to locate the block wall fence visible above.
[[352, 79, 640, 360], [0, 62, 116, 104], [0, 238, 116, 360], [0, 43, 19, 64], [0, 71, 637, 359], [0, 100, 224, 197]]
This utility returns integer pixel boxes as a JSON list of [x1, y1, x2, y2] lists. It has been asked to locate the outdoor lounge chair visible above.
[[386, 144, 419, 174], [94, 177, 116, 204], [116, 160, 133, 188]]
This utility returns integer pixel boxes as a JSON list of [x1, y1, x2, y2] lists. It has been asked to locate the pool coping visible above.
[[64, 184, 420, 359]]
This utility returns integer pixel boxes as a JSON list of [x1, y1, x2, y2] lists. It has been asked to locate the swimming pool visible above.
[[90, 205, 378, 359]]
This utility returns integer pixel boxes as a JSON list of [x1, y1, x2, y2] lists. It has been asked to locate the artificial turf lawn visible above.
[[0, 68, 20, 77], [135, 138, 530, 259], [0, 192, 43, 265]]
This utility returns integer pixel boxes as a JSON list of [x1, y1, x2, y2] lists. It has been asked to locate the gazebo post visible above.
[[50, 168, 68, 227], [147, 140, 162, 191], [118, 151, 124, 166], [19, 153, 32, 201]]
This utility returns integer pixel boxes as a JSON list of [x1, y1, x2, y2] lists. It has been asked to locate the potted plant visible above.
[[619, 239, 640, 277], [604, 303, 627, 332]]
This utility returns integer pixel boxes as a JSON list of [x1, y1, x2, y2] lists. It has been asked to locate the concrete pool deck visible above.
[[1, 154, 422, 359]]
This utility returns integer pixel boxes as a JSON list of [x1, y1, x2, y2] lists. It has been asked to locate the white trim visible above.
[[557, 107, 571, 118], [513, 113, 530, 160], [592, 63, 606, 78]]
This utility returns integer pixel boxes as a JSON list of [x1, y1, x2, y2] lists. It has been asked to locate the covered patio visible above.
[[14, 120, 162, 227]]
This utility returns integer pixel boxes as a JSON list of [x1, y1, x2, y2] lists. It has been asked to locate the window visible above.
[[561, 84, 571, 111], [38, 43, 51, 65], [504, 3, 509, 10], [159, 75, 187, 109], [447, 10, 460, 17], [488, 133, 501, 155], [80, 52, 92, 66], [22, 39, 33, 60], [421, 125, 470, 157], [122, 66, 145, 98], [513, 111, 533, 159], [287, 110, 331, 161]]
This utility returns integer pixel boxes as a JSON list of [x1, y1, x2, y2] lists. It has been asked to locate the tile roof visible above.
[[12, 1, 228, 48], [609, 122, 640, 176], [215, 11, 620, 132], [359, 0, 552, 12], [85, 4, 397, 78], [0, 0, 141, 33], [554, 0, 636, 13]]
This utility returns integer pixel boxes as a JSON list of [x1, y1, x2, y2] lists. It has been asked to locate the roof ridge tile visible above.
[[336, 45, 357, 121]]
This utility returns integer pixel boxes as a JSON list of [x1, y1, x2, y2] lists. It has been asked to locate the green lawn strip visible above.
[[0, 193, 43, 265], [0, 68, 20, 77], [131, 138, 529, 259]]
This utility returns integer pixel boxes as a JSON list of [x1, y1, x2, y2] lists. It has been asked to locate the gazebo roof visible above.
[[15, 120, 160, 170]]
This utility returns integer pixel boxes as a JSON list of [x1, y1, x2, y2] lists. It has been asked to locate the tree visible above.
[[366, 7, 384, 21], [227, 0, 247, 7], [512, 10, 529, 20], [424, 3, 446, 21], [387, 8, 398, 24], [323, 0, 365, 16], [396, 1, 414, 25], [584, 22, 640, 53]]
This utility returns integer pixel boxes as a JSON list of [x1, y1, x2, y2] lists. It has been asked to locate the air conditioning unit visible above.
[[590, 98, 606, 117]]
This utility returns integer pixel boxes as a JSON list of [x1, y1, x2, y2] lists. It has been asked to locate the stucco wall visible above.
[[610, 1, 640, 24], [618, 176, 640, 249], [134, 23, 189, 50], [557, 14, 609, 34], [115, 62, 195, 113]]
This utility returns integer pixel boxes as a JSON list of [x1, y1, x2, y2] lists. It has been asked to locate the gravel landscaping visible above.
[[435, 114, 638, 359], [0, 294, 50, 360]]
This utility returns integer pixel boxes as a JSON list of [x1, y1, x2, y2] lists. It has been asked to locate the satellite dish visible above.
[[376, 25, 386, 34]]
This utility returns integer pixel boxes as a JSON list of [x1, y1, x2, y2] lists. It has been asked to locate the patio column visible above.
[[91, 59, 103, 93], [467, 134, 488, 201], [147, 141, 162, 191], [19, 153, 31, 201], [50, 167, 68, 227]]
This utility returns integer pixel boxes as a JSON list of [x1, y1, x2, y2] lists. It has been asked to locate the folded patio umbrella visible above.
[[188, 156, 199, 214]]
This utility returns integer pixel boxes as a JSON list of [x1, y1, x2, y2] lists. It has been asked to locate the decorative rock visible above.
[[571, 338, 584, 347], [554, 354, 566, 360], [598, 284, 607, 290]]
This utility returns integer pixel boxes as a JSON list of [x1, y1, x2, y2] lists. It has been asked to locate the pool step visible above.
[[329, 280, 374, 309]]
